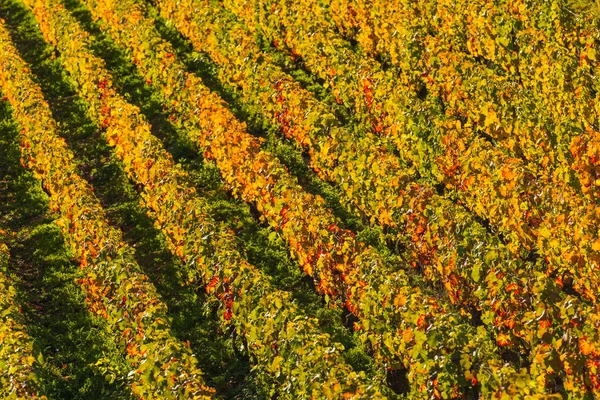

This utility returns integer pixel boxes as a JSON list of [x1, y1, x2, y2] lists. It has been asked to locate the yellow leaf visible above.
[[592, 239, 600, 252], [271, 356, 283, 371], [501, 166, 516, 181], [579, 339, 594, 355], [394, 294, 407, 308], [588, 48, 597, 60], [497, 332, 511, 346], [484, 106, 498, 128], [403, 328, 414, 343]]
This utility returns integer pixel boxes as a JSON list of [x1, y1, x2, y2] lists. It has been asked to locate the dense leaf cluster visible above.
[[1, 0, 599, 397]]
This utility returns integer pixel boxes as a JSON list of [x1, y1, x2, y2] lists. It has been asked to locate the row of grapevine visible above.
[[81, 0, 600, 396], [22, 0, 388, 397], [320, 0, 600, 298], [151, 0, 526, 301], [0, 19, 214, 399], [6, 0, 599, 395], [328, 0, 598, 178], [64, 0, 543, 397], [220, 0, 537, 235], [240, 0, 600, 392], [0, 236, 41, 399], [153, 0, 600, 396], [154, 0, 600, 396], [221, 0, 439, 173], [221, 0, 600, 304], [83, 0, 397, 312]]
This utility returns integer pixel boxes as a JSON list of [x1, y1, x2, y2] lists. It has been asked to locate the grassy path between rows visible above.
[[0, 96, 133, 399]]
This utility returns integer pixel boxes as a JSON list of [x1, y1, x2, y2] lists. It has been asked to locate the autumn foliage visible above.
[[0, 0, 599, 398]]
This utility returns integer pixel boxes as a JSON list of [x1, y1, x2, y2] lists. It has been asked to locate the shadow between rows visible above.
[[0, 99, 132, 399]]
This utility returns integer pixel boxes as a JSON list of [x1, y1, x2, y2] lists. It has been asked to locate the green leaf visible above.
[[268, 231, 278, 242], [471, 264, 480, 283], [484, 250, 497, 266]]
